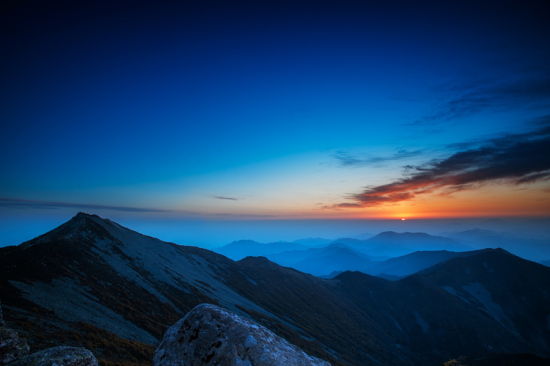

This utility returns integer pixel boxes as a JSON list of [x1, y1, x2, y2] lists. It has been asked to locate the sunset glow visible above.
[[1, 0, 549, 246]]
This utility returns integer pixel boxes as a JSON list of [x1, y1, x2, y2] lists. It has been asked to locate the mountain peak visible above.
[[374, 231, 430, 239], [20, 212, 117, 248], [73, 211, 102, 220], [62, 212, 113, 232], [70, 212, 114, 226], [475, 247, 514, 257]]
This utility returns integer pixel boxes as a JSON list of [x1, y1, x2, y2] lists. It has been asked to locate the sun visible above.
[[400, 218, 407, 221]]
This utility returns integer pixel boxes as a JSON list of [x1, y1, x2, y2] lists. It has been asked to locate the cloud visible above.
[[0, 198, 172, 213], [412, 78, 550, 125], [336, 122, 550, 207], [0, 197, 275, 219], [332, 202, 363, 208], [334, 149, 423, 167], [213, 195, 239, 201]]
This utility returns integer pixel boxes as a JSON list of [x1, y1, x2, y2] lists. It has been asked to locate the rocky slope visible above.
[[153, 303, 330, 366], [7, 346, 98, 366], [0, 327, 29, 364], [0, 302, 98, 366]]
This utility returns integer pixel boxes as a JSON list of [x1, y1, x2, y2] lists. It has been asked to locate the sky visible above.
[[1, 0, 550, 245]]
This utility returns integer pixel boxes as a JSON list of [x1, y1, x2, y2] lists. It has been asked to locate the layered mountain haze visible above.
[[1, 213, 549, 365], [445, 229, 550, 262], [364, 249, 484, 278], [215, 240, 309, 261], [347, 231, 471, 257], [266, 245, 374, 277], [249, 234, 476, 278]]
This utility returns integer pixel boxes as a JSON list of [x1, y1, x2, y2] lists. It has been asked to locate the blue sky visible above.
[[1, 0, 549, 244]]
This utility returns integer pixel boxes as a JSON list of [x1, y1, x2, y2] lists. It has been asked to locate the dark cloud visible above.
[[213, 196, 239, 201], [412, 78, 550, 125], [336, 123, 550, 207], [0, 198, 171, 213], [333, 202, 363, 208], [334, 149, 423, 167]]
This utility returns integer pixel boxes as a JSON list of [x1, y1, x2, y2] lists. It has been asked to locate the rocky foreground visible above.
[[0, 301, 97, 366], [1, 300, 329, 366], [154, 303, 330, 366]]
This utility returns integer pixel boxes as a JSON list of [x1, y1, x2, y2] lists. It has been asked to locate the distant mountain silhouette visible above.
[[268, 242, 479, 278], [446, 228, 550, 262], [292, 237, 333, 247], [349, 231, 471, 257], [267, 245, 373, 276], [365, 249, 486, 278], [1, 213, 548, 366], [215, 239, 308, 260]]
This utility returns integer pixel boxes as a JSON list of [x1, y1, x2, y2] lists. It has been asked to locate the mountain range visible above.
[[215, 231, 471, 262], [445, 228, 550, 262], [215, 239, 309, 260], [216, 232, 477, 277], [332, 231, 471, 257], [1, 213, 549, 366]]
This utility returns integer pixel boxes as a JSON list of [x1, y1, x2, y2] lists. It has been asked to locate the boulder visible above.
[[153, 303, 330, 366], [8, 346, 98, 366], [0, 327, 29, 365]]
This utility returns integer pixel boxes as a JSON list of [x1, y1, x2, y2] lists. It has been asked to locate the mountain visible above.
[[363, 231, 471, 257], [223, 231, 470, 277], [409, 248, 550, 353], [267, 245, 373, 276], [292, 238, 333, 248], [365, 249, 485, 278], [1, 213, 549, 366], [334, 249, 550, 365], [268, 246, 480, 279], [327, 231, 470, 259], [0, 213, 287, 365], [215, 239, 308, 260], [446, 229, 550, 262]]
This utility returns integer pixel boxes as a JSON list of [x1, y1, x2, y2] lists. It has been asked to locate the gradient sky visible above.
[[1, 0, 550, 244]]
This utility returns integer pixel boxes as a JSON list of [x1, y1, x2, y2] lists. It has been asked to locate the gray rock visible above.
[[8, 346, 98, 366], [153, 303, 330, 366], [0, 327, 29, 365]]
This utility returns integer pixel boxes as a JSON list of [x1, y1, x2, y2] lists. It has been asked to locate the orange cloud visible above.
[[336, 122, 550, 209]]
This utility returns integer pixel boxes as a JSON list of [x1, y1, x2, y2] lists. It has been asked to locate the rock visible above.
[[153, 303, 330, 366], [8, 346, 98, 366], [0, 302, 4, 326], [0, 327, 29, 365]]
